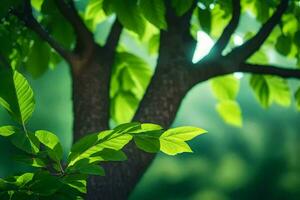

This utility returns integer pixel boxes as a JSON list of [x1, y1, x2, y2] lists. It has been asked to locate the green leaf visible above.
[[84, 0, 107, 30], [159, 126, 207, 155], [24, 39, 50, 78], [267, 76, 291, 107], [134, 132, 161, 153], [0, 69, 35, 125], [148, 34, 160, 54], [295, 87, 300, 110], [11, 131, 40, 154], [198, 7, 212, 34], [171, 0, 194, 16], [78, 164, 105, 176], [211, 75, 240, 101], [67, 159, 105, 176], [113, 0, 145, 36], [216, 100, 243, 127], [140, 0, 167, 29], [0, 126, 19, 137], [29, 171, 62, 196], [250, 75, 270, 108], [160, 139, 192, 155], [90, 149, 127, 162], [98, 130, 133, 151], [35, 130, 63, 162], [161, 126, 207, 141], [275, 34, 292, 56], [111, 92, 139, 124], [15, 173, 34, 187], [250, 75, 291, 108], [14, 155, 46, 168], [61, 174, 87, 194], [68, 132, 105, 166]]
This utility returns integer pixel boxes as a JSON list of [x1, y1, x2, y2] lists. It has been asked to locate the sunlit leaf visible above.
[[216, 100, 242, 127], [0, 126, 19, 137], [0, 69, 35, 125], [35, 130, 63, 162], [211, 75, 240, 101]]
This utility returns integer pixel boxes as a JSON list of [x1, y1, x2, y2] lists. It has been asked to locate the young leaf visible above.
[[0, 126, 19, 137], [140, 0, 167, 30], [211, 75, 240, 101], [159, 126, 207, 155], [250, 75, 270, 108], [35, 130, 63, 162], [216, 100, 243, 127], [250, 75, 291, 108], [0, 69, 35, 125]]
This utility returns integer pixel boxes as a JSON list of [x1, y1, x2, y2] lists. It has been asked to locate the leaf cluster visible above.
[[0, 68, 206, 199]]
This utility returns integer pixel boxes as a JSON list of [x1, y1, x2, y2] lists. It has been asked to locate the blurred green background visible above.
[[1, 63, 300, 199]]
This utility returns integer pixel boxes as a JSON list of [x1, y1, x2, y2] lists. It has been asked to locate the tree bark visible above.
[[76, 28, 196, 199]]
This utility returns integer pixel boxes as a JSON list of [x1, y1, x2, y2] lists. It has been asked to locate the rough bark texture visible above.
[[72, 47, 111, 140]]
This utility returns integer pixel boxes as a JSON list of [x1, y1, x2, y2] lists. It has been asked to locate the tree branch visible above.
[[238, 63, 300, 79], [54, 0, 94, 53], [227, 0, 289, 62], [104, 19, 123, 52], [208, 0, 241, 57], [12, 0, 73, 61]]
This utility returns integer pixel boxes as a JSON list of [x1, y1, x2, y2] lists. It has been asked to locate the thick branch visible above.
[[13, 1, 73, 61], [190, 59, 300, 88], [164, 0, 198, 61], [238, 63, 300, 79], [227, 0, 289, 62], [54, 0, 94, 53], [208, 0, 241, 57]]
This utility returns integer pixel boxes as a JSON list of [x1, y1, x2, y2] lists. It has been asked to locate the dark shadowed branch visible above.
[[12, 0, 73, 61], [208, 0, 241, 57], [103, 20, 123, 52], [227, 0, 289, 62], [238, 63, 300, 79], [54, 0, 94, 52]]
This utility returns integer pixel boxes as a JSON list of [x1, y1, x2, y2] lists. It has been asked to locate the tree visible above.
[[0, 0, 299, 199]]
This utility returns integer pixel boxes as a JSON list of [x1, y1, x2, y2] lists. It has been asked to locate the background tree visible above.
[[0, 0, 300, 199]]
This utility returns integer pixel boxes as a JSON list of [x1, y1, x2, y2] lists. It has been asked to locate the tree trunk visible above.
[[71, 28, 195, 200]]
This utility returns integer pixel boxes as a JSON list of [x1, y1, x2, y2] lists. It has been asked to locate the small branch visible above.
[[238, 63, 300, 79], [12, 0, 73, 61], [227, 0, 289, 62], [208, 0, 241, 57], [54, 0, 94, 52], [104, 19, 122, 52]]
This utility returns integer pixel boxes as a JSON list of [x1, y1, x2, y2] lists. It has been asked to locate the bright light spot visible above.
[[233, 35, 243, 46], [234, 72, 244, 79], [192, 31, 214, 63], [209, 4, 215, 9], [198, 2, 206, 9]]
